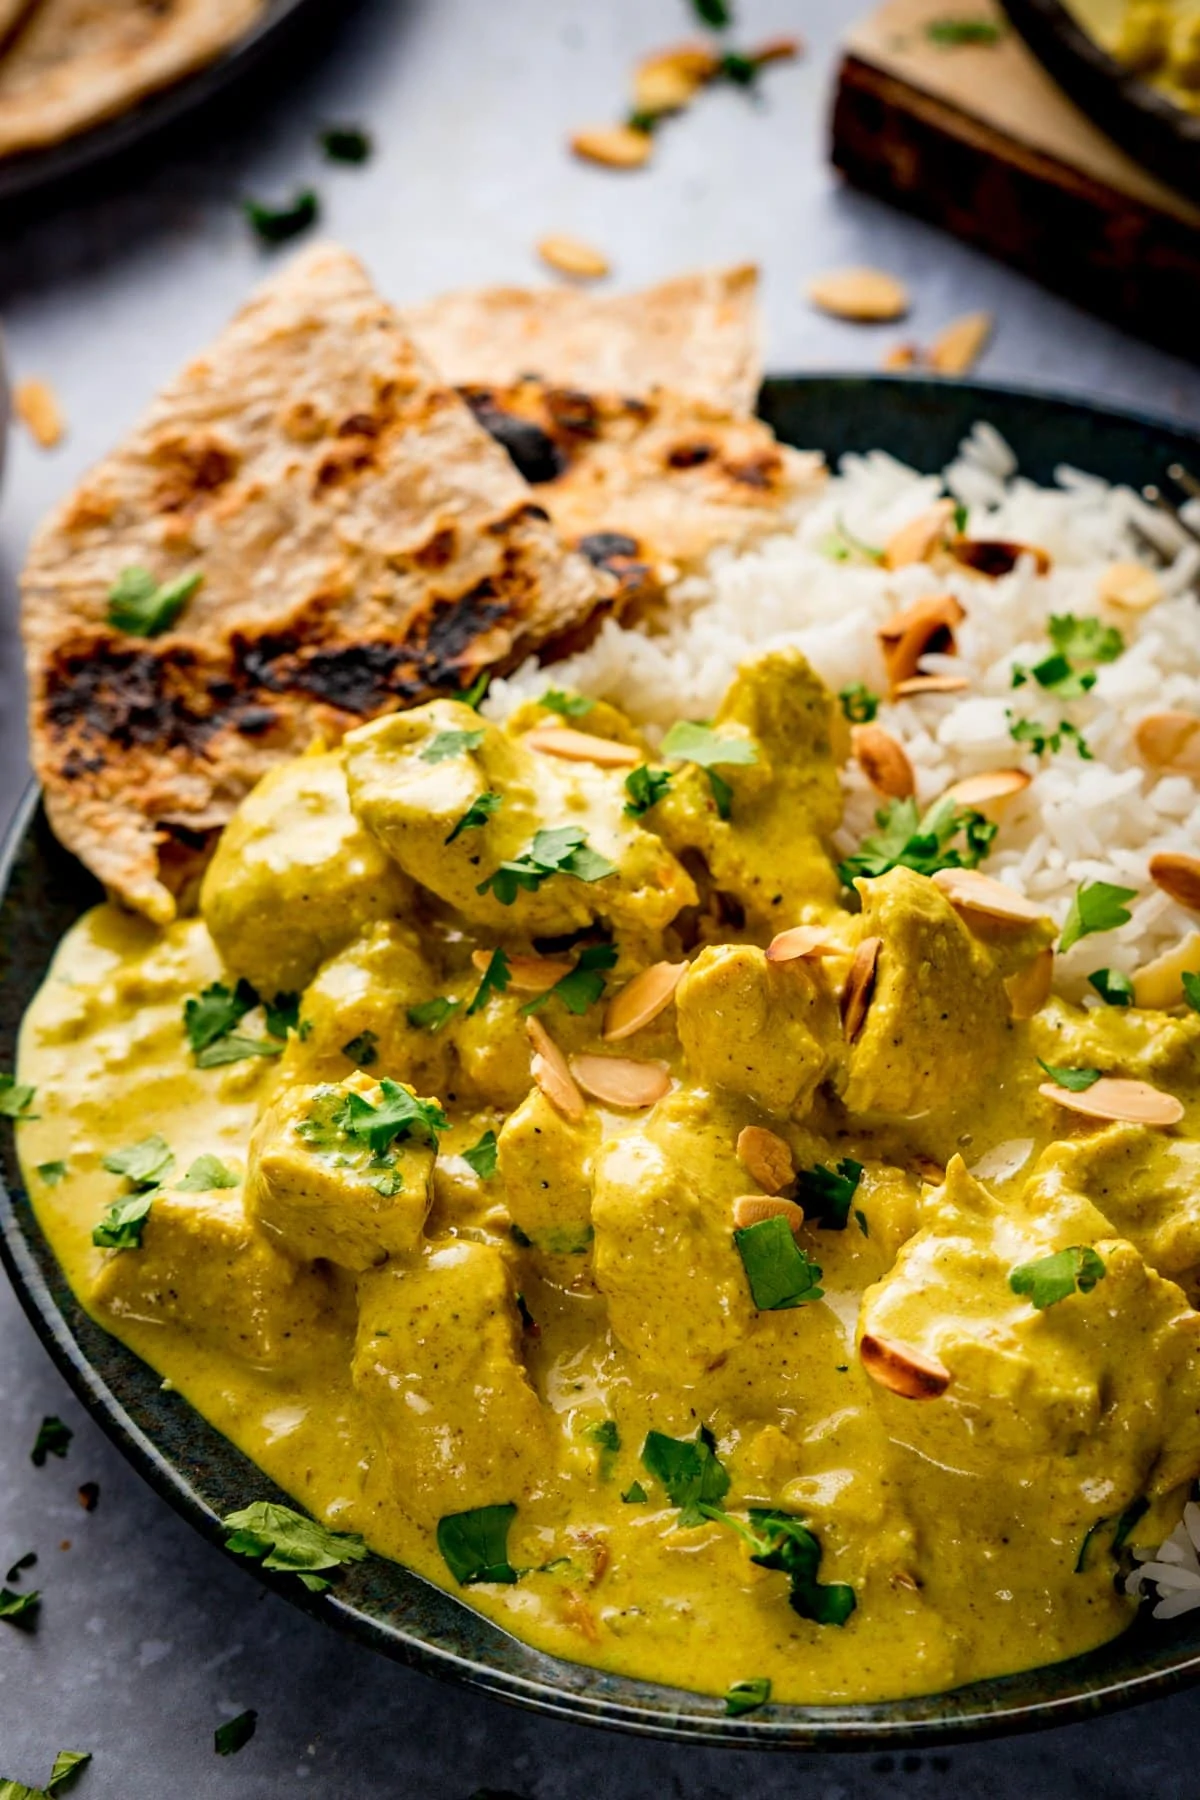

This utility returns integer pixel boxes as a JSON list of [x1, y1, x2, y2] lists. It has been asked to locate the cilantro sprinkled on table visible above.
[[5, 1553, 36, 1583], [734, 1215, 825, 1310], [1010, 1246, 1106, 1310], [31, 1417, 71, 1467], [476, 828, 615, 904], [421, 727, 486, 764], [222, 1501, 367, 1592], [244, 190, 319, 244], [446, 791, 502, 844], [215, 1709, 259, 1756], [320, 123, 372, 163], [691, 0, 731, 25], [0, 1586, 40, 1627], [1059, 880, 1136, 953], [436, 1503, 519, 1585], [521, 943, 618, 1017]]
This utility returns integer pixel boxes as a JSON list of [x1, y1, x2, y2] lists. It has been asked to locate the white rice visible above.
[[488, 421, 1200, 995]]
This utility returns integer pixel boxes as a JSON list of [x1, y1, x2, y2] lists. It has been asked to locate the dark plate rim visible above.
[[4, 373, 1200, 1751]]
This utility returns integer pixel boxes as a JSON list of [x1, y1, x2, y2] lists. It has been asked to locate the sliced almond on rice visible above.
[[860, 1333, 951, 1399], [766, 925, 843, 964], [1150, 851, 1200, 913], [883, 499, 957, 570], [1039, 1076, 1184, 1128], [877, 592, 965, 692], [928, 310, 993, 376], [537, 235, 611, 280], [473, 949, 573, 992], [15, 378, 65, 449], [808, 266, 910, 323], [1136, 713, 1200, 778], [571, 124, 654, 169], [931, 868, 1051, 925], [1098, 560, 1161, 612], [942, 768, 1031, 810], [842, 937, 881, 1042], [732, 1194, 805, 1235], [527, 1017, 586, 1121], [569, 1053, 670, 1109], [894, 673, 971, 697], [603, 961, 685, 1040], [1133, 933, 1200, 1009], [1004, 946, 1054, 1020], [851, 724, 915, 799], [736, 1125, 795, 1195], [633, 42, 719, 113], [523, 725, 641, 767], [949, 538, 1052, 579]]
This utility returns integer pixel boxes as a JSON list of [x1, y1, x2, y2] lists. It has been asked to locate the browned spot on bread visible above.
[[150, 432, 239, 513]]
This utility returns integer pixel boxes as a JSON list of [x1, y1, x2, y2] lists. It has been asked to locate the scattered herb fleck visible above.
[[540, 689, 595, 719], [462, 1128, 499, 1180], [446, 791, 503, 844], [1037, 1060, 1103, 1091], [320, 124, 371, 163], [623, 765, 673, 818], [1010, 1245, 1106, 1310], [31, 1417, 71, 1467], [1007, 714, 1093, 759], [4, 1553, 36, 1583], [927, 17, 1004, 44], [838, 683, 880, 724], [107, 565, 202, 636], [521, 943, 618, 1017], [421, 728, 486, 764], [407, 996, 464, 1034], [1059, 880, 1137, 953], [0, 1587, 40, 1627], [103, 1134, 173, 1189], [244, 189, 319, 244], [691, 0, 732, 24], [468, 948, 512, 1016], [734, 1215, 824, 1310], [341, 1030, 379, 1069], [436, 1503, 519, 1585], [452, 670, 491, 711], [36, 1162, 67, 1186], [1088, 969, 1134, 1007], [0, 1074, 36, 1119], [215, 1709, 259, 1756], [1184, 971, 1200, 1014], [641, 1426, 730, 1526], [621, 1481, 647, 1504]]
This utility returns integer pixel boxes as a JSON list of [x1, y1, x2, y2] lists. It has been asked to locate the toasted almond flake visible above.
[[842, 936, 881, 1042], [472, 948, 573, 993], [910, 1156, 946, 1186], [851, 723, 915, 799], [893, 673, 971, 697], [883, 500, 957, 570], [928, 310, 992, 376], [559, 1588, 601, 1642], [633, 42, 719, 114], [1150, 851, 1200, 913], [537, 234, 611, 280], [568, 1053, 670, 1109], [766, 925, 843, 963], [882, 342, 919, 371], [931, 867, 1051, 925], [807, 266, 909, 323], [1136, 713, 1200, 777], [1098, 560, 1161, 612], [1004, 946, 1054, 1020], [736, 1126, 795, 1195], [1039, 1076, 1184, 1128], [15, 378, 65, 449], [527, 1017, 586, 1120], [523, 725, 640, 767], [949, 538, 1052, 578], [877, 592, 965, 692], [571, 124, 653, 169], [732, 1194, 805, 1235], [942, 768, 1031, 809], [1133, 933, 1200, 1009], [860, 1333, 951, 1399], [603, 961, 685, 1040]]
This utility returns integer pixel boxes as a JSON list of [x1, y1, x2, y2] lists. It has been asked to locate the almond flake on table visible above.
[[928, 310, 993, 375], [537, 235, 611, 280], [15, 378, 65, 448], [570, 124, 653, 169], [807, 267, 909, 322]]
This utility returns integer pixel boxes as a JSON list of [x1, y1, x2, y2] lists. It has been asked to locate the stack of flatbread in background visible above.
[[22, 244, 824, 924], [0, 0, 267, 160]]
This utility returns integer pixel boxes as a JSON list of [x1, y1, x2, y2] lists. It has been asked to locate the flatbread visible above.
[[0, 0, 38, 51], [22, 244, 605, 925], [404, 266, 763, 416], [461, 378, 825, 602], [0, 0, 267, 159]]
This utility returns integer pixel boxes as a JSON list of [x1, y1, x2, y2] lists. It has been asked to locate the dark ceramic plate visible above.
[[3, 376, 1200, 1750], [0, 0, 334, 207], [1000, 0, 1200, 198]]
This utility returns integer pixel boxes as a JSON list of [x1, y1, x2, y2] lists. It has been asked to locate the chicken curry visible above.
[[15, 650, 1200, 1708]]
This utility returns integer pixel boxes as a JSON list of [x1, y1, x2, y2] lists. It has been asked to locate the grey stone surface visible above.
[[1, 0, 1199, 1790]]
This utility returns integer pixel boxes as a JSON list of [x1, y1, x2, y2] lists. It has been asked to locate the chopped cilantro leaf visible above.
[[623, 765, 673, 817], [462, 1128, 499, 1180], [47, 1750, 92, 1794], [340, 1030, 379, 1068], [641, 1425, 730, 1526], [476, 827, 615, 904], [540, 689, 595, 719], [838, 794, 995, 886], [5, 1553, 36, 1583], [92, 1190, 154, 1252], [521, 943, 618, 1017], [621, 1481, 647, 1504], [468, 948, 512, 1016], [855, 1207, 869, 1237], [367, 1168, 403, 1198], [660, 721, 758, 770], [264, 991, 300, 1039], [223, 1500, 367, 1591], [1076, 1495, 1149, 1574], [718, 49, 758, 85], [421, 728, 486, 764], [1049, 614, 1125, 665], [320, 123, 371, 162], [215, 1709, 258, 1756], [1088, 968, 1134, 1007], [452, 670, 491, 710], [1037, 1060, 1102, 1090], [196, 1034, 283, 1068], [183, 979, 258, 1055], [334, 1078, 448, 1155], [691, 0, 732, 24], [927, 17, 1003, 43], [1009, 1246, 1106, 1310], [1007, 713, 1093, 759], [1011, 652, 1096, 701], [407, 996, 463, 1034], [953, 501, 970, 533], [107, 565, 202, 636], [102, 1134, 173, 1188], [446, 791, 502, 844], [31, 1417, 71, 1467], [244, 189, 319, 244], [36, 1161, 67, 1186], [1059, 880, 1137, 953], [832, 514, 885, 564], [0, 1074, 36, 1119], [706, 768, 734, 820], [590, 1420, 620, 1453], [745, 1510, 856, 1626], [1184, 971, 1200, 1014], [796, 1158, 863, 1230], [514, 1291, 537, 1334], [436, 1503, 519, 1585], [725, 1677, 771, 1716], [0, 1587, 40, 1627], [176, 1154, 238, 1192], [734, 1216, 824, 1310], [838, 683, 880, 724]]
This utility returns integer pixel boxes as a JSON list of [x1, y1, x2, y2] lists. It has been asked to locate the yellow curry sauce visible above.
[[16, 650, 1200, 1706]]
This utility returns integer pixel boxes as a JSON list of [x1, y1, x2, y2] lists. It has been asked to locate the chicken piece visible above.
[[245, 1076, 436, 1270], [354, 1240, 550, 1521], [676, 942, 839, 1116], [1027, 1125, 1200, 1295], [497, 1088, 599, 1254], [592, 1129, 756, 1379], [652, 650, 844, 935], [1031, 994, 1200, 1090], [344, 699, 695, 942], [1115, 0, 1170, 69], [842, 867, 1010, 1119], [201, 751, 412, 997], [282, 921, 453, 1096], [92, 1189, 347, 1370]]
